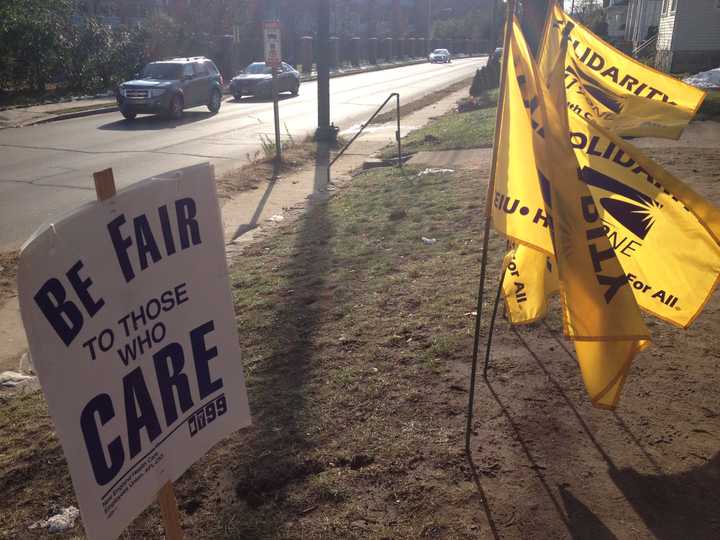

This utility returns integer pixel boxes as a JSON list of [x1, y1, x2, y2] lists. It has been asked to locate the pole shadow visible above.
[[227, 143, 333, 536], [482, 378, 573, 537], [230, 160, 281, 240], [540, 320, 663, 474], [558, 484, 618, 540]]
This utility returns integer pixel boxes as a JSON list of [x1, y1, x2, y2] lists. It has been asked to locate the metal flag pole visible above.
[[484, 264, 507, 378], [464, 0, 515, 457]]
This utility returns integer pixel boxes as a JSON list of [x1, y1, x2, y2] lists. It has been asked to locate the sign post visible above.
[[18, 163, 251, 540], [93, 168, 186, 540], [264, 20, 283, 164]]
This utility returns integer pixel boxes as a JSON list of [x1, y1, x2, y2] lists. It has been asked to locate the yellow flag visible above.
[[539, 4, 706, 139], [491, 29, 555, 256], [567, 110, 720, 328], [497, 17, 650, 408], [503, 245, 558, 324]]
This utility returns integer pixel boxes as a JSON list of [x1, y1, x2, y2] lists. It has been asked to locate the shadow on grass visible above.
[[224, 143, 332, 538]]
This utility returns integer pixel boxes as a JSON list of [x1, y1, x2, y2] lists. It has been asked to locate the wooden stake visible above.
[[93, 168, 117, 201], [157, 482, 184, 540], [92, 168, 184, 540]]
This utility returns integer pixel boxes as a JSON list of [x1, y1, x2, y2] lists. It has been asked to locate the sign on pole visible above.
[[18, 163, 251, 540], [264, 20, 283, 163], [263, 20, 282, 68]]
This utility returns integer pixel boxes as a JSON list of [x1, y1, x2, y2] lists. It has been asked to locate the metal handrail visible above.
[[633, 34, 657, 57], [327, 93, 401, 183]]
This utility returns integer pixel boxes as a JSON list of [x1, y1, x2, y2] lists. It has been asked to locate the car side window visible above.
[[206, 61, 219, 75], [193, 62, 209, 76], [182, 64, 194, 78]]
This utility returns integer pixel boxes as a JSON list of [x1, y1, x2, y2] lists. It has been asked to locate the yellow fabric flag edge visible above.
[[581, 339, 651, 409], [576, 118, 720, 329], [539, 4, 707, 139]]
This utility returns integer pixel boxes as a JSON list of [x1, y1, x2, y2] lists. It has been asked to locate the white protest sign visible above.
[[18, 163, 251, 540], [264, 20, 282, 68]]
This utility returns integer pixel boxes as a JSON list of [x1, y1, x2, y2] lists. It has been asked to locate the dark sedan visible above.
[[230, 62, 300, 99]]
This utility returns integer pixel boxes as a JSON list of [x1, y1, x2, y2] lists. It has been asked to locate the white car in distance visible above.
[[428, 48, 451, 63]]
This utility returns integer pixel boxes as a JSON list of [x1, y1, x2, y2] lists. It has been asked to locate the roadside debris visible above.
[[421, 237, 437, 245], [417, 168, 455, 176], [268, 214, 284, 223], [29, 507, 80, 533], [0, 371, 35, 388]]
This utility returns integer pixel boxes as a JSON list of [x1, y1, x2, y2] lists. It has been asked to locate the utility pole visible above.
[[315, 0, 331, 140], [427, 0, 432, 46]]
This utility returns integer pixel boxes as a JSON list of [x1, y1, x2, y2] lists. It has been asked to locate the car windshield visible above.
[[246, 63, 272, 74], [432, 49, 449, 55], [141, 63, 182, 80]]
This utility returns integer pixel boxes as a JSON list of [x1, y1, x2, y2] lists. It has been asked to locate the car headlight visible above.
[[150, 88, 167, 98]]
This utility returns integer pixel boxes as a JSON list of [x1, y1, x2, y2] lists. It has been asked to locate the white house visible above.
[[606, 0, 630, 43], [655, 0, 720, 73], [624, 0, 662, 48]]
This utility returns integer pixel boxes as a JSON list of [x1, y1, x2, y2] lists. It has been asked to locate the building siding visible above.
[[656, 8, 675, 50], [655, 0, 720, 72], [670, 0, 720, 51]]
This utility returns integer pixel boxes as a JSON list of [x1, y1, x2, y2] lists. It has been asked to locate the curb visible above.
[[34, 104, 119, 125], [298, 54, 485, 83]]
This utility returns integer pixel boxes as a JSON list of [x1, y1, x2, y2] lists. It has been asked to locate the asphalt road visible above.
[[0, 58, 484, 251]]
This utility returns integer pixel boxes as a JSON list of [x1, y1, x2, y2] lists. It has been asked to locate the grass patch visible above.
[[697, 89, 720, 122], [216, 141, 317, 198], [380, 91, 497, 159]]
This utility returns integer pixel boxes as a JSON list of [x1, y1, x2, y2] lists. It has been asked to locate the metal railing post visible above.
[[396, 93, 402, 167], [327, 92, 401, 182]]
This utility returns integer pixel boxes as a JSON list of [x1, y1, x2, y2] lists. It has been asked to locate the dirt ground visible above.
[[0, 251, 18, 307]]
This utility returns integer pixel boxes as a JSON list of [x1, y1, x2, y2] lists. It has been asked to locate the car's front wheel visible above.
[[233, 90, 242, 101], [121, 111, 136, 120], [208, 88, 222, 113], [167, 94, 184, 120], [291, 81, 300, 96]]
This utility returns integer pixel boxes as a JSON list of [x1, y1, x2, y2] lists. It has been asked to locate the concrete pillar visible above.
[[329, 36, 340, 70], [382, 37, 393, 61], [453, 38, 462, 55], [350, 37, 361, 67], [300, 36, 313, 74], [394, 38, 404, 60], [368, 37, 378, 65], [408, 37, 417, 58]]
